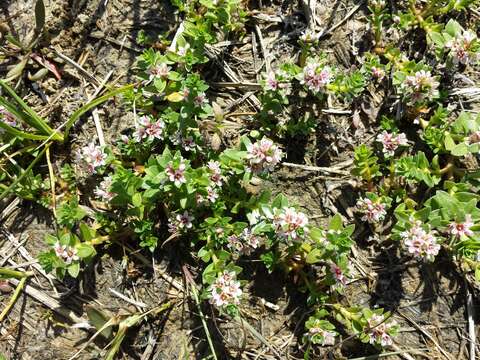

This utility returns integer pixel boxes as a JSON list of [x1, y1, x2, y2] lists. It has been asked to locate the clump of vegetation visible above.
[[1, 0, 479, 358]]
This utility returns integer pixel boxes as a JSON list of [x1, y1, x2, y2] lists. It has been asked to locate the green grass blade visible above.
[[0, 121, 51, 140], [63, 84, 133, 140], [0, 80, 62, 140], [0, 144, 49, 201]]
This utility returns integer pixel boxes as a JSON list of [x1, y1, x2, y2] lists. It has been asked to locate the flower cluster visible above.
[[168, 211, 194, 234], [307, 326, 336, 346], [94, 176, 115, 202], [76, 143, 107, 174], [207, 161, 223, 187], [246, 137, 282, 173], [165, 160, 187, 186], [356, 197, 387, 223], [193, 92, 208, 107], [133, 116, 165, 143], [376, 131, 408, 157], [300, 62, 333, 93], [263, 71, 291, 92], [227, 228, 262, 255], [148, 63, 170, 80], [448, 215, 474, 238], [54, 242, 79, 264], [400, 70, 440, 104], [209, 271, 242, 307], [300, 29, 321, 43], [330, 262, 348, 286], [400, 221, 440, 261], [446, 30, 478, 65], [273, 207, 309, 240], [366, 313, 397, 347]]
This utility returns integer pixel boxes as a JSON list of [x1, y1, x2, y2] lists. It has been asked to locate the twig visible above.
[[108, 287, 147, 308], [234, 316, 282, 358], [88, 70, 113, 147], [53, 48, 100, 86], [281, 160, 352, 176], [398, 310, 452, 360], [7, 277, 87, 324], [348, 347, 428, 360], [319, 1, 365, 39], [254, 25, 270, 72]]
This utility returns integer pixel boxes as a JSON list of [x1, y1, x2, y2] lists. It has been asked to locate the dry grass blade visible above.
[[466, 286, 476, 360]]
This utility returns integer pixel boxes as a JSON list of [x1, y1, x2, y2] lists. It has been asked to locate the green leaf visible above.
[[305, 248, 323, 264], [34, 0, 46, 34], [0, 80, 62, 140], [76, 243, 96, 258], [428, 31, 445, 47], [86, 306, 113, 339], [5, 56, 28, 81], [79, 222, 95, 241], [67, 262, 80, 278], [451, 143, 468, 157], [166, 91, 184, 102], [329, 214, 343, 231], [445, 19, 462, 37], [132, 192, 142, 207]]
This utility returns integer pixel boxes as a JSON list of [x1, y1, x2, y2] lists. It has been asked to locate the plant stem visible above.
[[183, 267, 218, 360], [0, 276, 27, 322], [0, 268, 33, 279]]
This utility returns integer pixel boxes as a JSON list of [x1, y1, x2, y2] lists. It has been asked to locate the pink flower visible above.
[[54, 242, 79, 264], [134, 116, 164, 142], [401, 221, 440, 261], [208, 160, 223, 187], [209, 271, 242, 307], [367, 314, 396, 347], [63, 246, 79, 264], [181, 136, 196, 151], [206, 186, 219, 203], [401, 70, 439, 103], [176, 211, 194, 229], [77, 143, 107, 174], [54, 242, 67, 258], [446, 30, 478, 65], [448, 215, 474, 238], [356, 197, 387, 223], [94, 176, 115, 202], [165, 161, 187, 187], [376, 131, 408, 157], [274, 207, 309, 239], [149, 63, 170, 80], [300, 63, 332, 93], [307, 327, 336, 345], [330, 263, 347, 286], [168, 211, 194, 234], [371, 67, 385, 80], [194, 92, 207, 107], [265, 72, 279, 91], [246, 137, 282, 173]]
